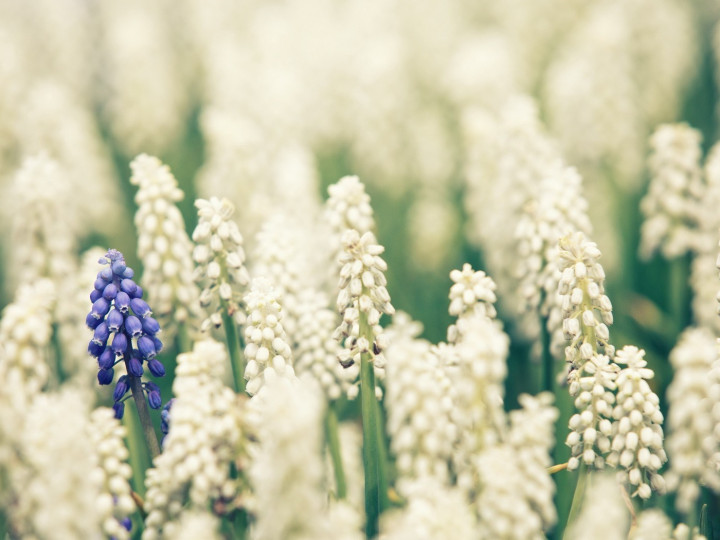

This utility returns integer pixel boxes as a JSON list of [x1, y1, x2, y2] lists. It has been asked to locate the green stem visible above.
[[325, 405, 347, 499], [565, 464, 589, 537], [222, 310, 245, 394], [51, 323, 65, 387], [669, 256, 690, 330], [233, 509, 247, 540], [176, 323, 192, 353], [540, 314, 553, 394], [123, 410, 150, 496], [124, 353, 160, 459], [359, 306, 386, 538]]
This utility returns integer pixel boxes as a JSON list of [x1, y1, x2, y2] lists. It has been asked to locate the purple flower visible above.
[[128, 355, 143, 377], [137, 336, 156, 359], [113, 375, 129, 402], [148, 358, 165, 377], [141, 317, 160, 336], [98, 367, 114, 385], [130, 298, 151, 318], [113, 401, 125, 419], [107, 309, 124, 332], [87, 249, 166, 415], [98, 349, 115, 369], [111, 332, 128, 356]]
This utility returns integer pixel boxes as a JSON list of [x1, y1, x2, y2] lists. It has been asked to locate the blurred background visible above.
[[0, 0, 718, 434]]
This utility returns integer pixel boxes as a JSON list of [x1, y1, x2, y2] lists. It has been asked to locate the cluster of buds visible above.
[[86, 249, 164, 418], [334, 230, 394, 371]]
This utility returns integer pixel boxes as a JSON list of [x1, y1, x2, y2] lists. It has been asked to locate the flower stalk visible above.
[[222, 310, 245, 394], [325, 406, 347, 499]]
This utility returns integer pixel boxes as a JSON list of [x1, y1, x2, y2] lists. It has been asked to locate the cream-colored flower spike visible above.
[[143, 340, 244, 539], [607, 346, 667, 499], [384, 332, 456, 494], [640, 123, 704, 259], [131, 154, 201, 340], [0, 278, 55, 457], [448, 264, 497, 328], [334, 229, 394, 377], [192, 196, 250, 332], [664, 327, 720, 513], [243, 278, 295, 396], [88, 408, 136, 539], [554, 232, 618, 470]]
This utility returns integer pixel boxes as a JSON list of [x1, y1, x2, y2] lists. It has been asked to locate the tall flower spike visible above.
[[86, 249, 165, 419], [248, 377, 342, 540], [0, 279, 55, 472], [607, 346, 667, 499], [294, 288, 357, 401], [515, 165, 592, 346], [506, 393, 559, 534], [192, 196, 250, 332], [9, 390, 107, 539], [564, 474, 629, 540], [447, 263, 497, 343], [640, 123, 704, 259], [664, 327, 720, 513], [384, 332, 456, 494], [88, 408, 136, 540], [325, 175, 375, 238], [130, 154, 201, 341], [334, 229, 394, 378], [243, 278, 295, 396], [143, 340, 244, 540], [555, 231, 618, 470], [555, 231, 614, 365], [5, 154, 77, 292], [380, 478, 477, 540]]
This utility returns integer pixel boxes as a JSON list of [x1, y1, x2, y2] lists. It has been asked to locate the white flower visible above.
[[294, 289, 357, 401], [248, 377, 331, 540], [631, 509, 673, 540], [607, 346, 667, 498], [565, 474, 629, 540], [334, 230, 394, 383], [380, 478, 477, 540], [98, 2, 188, 155], [445, 314, 509, 494], [0, 278, 55, 463], [193, 196, 249, 331], [664, 327, 720, 513], [640, 123, 704, 259], [553, 231, 615, 365], [325, 175, 375, 238], [131, 154, 201, 340], [243, 278, 295, 396], [384, 333, 456, 494], [88, 408, 136, 540], [10, 390, 106, 539], [566, 354, 618, 470], [143, 340, 244, 539]]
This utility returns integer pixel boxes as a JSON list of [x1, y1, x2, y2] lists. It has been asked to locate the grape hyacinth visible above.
[[86, 249, 165, 455]]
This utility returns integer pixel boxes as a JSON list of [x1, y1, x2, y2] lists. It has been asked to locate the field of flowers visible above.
[[1, 0, 720, 538]]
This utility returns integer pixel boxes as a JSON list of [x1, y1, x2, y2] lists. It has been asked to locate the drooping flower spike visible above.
[[86, 249, 165, 418]]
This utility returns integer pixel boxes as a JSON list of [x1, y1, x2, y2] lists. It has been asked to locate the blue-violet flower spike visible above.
[[86, 249, 166, 412]]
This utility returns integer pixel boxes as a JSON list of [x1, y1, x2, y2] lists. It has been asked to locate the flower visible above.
[[192, 196, 249, 332], [86, 249, 165, 418], [130, 154, 201, 341], [664, 327, 720, 513], [143, 340, 244, 540], [607, 346, 667, 499], [243, 278, 295, 396], [334, 229, 394, 376], [640, 123, 704, 259]]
